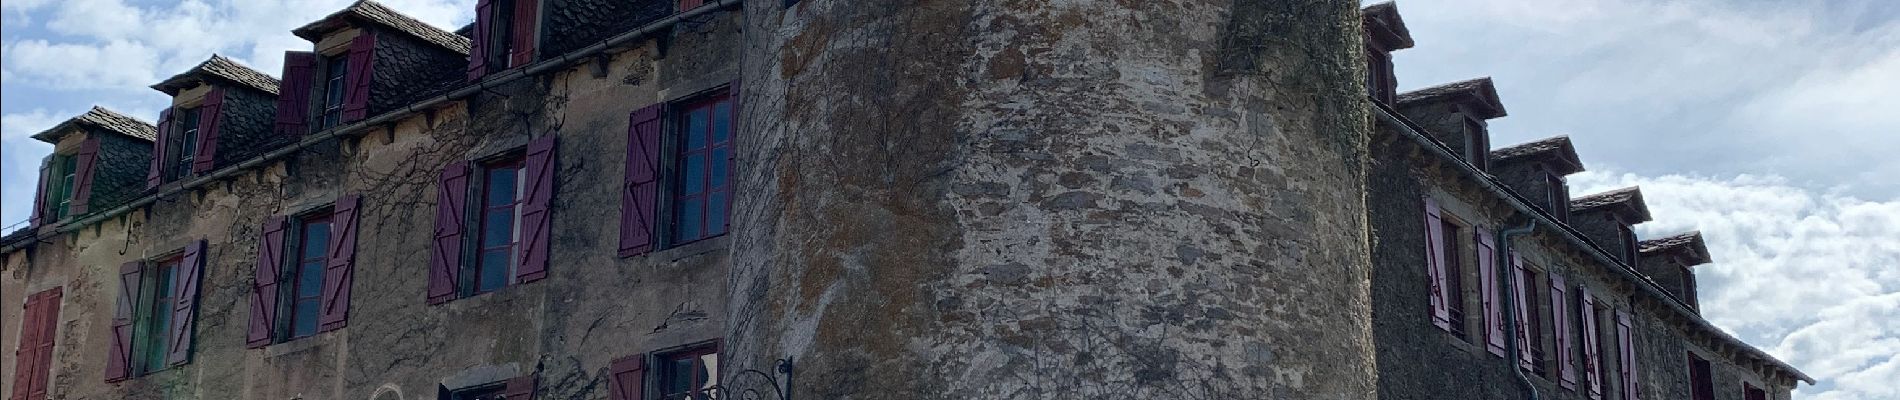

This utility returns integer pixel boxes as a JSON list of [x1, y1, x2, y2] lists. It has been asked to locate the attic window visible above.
[[169, 108, 203, 180], [1544, 168, 1568, 222], [1365, 46, 1395, 104], [48, 154, 77, 221], [321, 55, 349, 129], [1618, 224, 1639, 264], [483, 0, 518, 72], [1462, 115, 1489, 171]]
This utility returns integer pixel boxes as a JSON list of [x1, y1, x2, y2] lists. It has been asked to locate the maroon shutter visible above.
[[467, 0, 493, 80], [1617, 310, 1638, 400], [193, 88, 225, 174], [1422, 197, 1450, 331], [429, 162, 471, 304], [518, 136, 555, 283], [167, 239, 206, 366], [30, 157, 48, 226], [69, 137, 101, 215], [276, 52, 316, 137], [503, 373, 537, 400], [147, 108, 174, 189], [26, 288, 60, 400], [342, 34, 375, 123], [248, 216, 287, 348], [1511, 253, 1533, 369], [609, 355, 647, 400], [104, 261, 141, 382], [1581, 290, 1604, 399], [619, 105, 663, 257], [1477, 228, 1504, 356], [1552, 274, 1576, 389], [320, 194, 361, 331], [11, 292, 42, 400], [509, 0, 538, 67]]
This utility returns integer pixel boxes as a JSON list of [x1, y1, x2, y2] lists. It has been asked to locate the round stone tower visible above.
[[727, 0, 1377, 398]]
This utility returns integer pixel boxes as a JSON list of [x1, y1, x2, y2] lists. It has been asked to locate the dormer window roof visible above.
[[150, 55, 282, 97], [1361, 2, 1415, 52], [30, 106, 158, 144], [1398, 77, 1507, 120], [1639, 231, 1713, 266], [292, 0, 471, 55], [1571, 186, 1653, 224], [1491, 135, 1585, 176]]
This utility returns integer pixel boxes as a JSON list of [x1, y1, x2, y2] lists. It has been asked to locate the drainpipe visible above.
[[1498, 219, 1539, 400]]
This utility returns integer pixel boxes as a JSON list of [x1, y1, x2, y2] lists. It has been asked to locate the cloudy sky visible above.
[[1, 0, 1895, 398]]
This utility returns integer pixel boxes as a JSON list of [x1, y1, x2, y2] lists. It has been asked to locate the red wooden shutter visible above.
[[467, 0, 493, 80], [1422, 197, 1450, 331], [502, 373, 537, 400], [1580, 290, 1603, 399], [679, 0, 705, 11], [509, 0, 538, 67], [147, 108, 174, 189], [1477, 228, 1504, 356], [429, 162, 471, 304], [276, 51, 316, 137], [193, 88, 225, 174], [104, 262, 141, 382], [518, 136, 555, 283], [1617, 310, 1639, 400], [25, 288, 60, 400], [30, 157, 48, 226], [320, 194, 361, 332], [70, 137, 101, 215], [619, 105, 663, 257], [167, 239, 206, 366], [10, 292, 42, 400], [1511, 253, 1533, 369], [609, 355, 647, 400], [342, 34, 376, 123], [248, 216, 287, 348], [1552, 274, 1576, 389]]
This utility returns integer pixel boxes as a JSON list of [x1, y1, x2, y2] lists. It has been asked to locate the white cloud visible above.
[[1573, 170, 1900, 399], [3, 39, 160, 89]]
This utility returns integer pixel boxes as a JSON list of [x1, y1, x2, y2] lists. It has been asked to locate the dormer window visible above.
[[1463, 115, 1490, 171], [321, 55, 349, 129], [482, 0, 518, 73], [1618, 223, 1639, 264], [467, 0, 538, 79], [1366, 47, 1395, 103], [169, 108, 202, 180], [1544, 168, 1569, 222]]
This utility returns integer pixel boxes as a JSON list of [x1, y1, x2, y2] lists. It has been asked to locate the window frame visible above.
[[281, 210, 334, 342], [1438, 216, 1470, 340], [1461, 113, 1490, 171], [655, 341, 722, 400], [485, 0, 518, 72], [664, 89, 735, 248], [171, 107, 202, 181], [1688, 351, 1715, 400], [443, 381, 508, 400], [46, 153, 77, 221], [1518, 264, 1551, 376], [1543, 166, 1568, 222], [133, 254, 184, 376], [320, 54, 349, 130], [1618, 222, 1640, 264], [466, 153, 526, 297]]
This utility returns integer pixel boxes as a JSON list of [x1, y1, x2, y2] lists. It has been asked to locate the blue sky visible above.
[[2, 0, 1895, 398]]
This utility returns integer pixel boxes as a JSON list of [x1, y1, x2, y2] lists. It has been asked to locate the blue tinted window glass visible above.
[[302, 222, 330, 259], [291, 298, 319, 337], [676, 199, 703, 241], [297, 262, 325, 297], [707, 191, 727, 235], [486, 168, 517, 205], [709, 148, 729, 189], [482, 210, 514, 247], [686, 107, 709, 149], [478, 250, 510, 292], [712, 101, 731, 143], [682, 154, 706, 195]]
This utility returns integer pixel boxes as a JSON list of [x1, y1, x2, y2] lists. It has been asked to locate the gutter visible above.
[[0, 0, 744, 255], [1370, 100, 1814, 385], [1499, 221, 1540, 400]]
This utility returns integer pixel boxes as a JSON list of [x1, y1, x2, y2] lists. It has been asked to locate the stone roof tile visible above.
[[1397, 77, 1507, 119], [1641, 231, 1712, 264], [1491, 135, 1584, 174], [152, 54, 282, 96], [1571, 186, 1652, 222], [1361, 2, 1414, 50], [30, 106, 158, 143], [294, 0, 471, 54]]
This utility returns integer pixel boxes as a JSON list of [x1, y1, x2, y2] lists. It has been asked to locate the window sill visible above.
[[635, 234, 730, 263], [264, 332, 330, 358]]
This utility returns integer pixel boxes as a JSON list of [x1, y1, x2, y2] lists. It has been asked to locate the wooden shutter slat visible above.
[[147, 108, 174, 189], [104, 261, 141, 382], [619, 105, 663, 257], [1581, 290, 1603, 399], [1477, 227, 1504, 356], [1422, 197, 1450, 331], [429, 162, 471, 304], [342, 34, 375, 123], [167, 240, 206, 366], [320, 194, 361, 332], [609, 355, 647, 400], [275, 52, 316, 137], [518, 136, 555, 283], [248, 216, 287, 348], [502, 373, 537, 400], [70, 137, 101, 215], [26, 288, 61, 400], [11, 292, 42, 400], [1511, 253, 1533, 369], [30, 156, 49, 226], [1617, 310, 1638, 400], [467, 0, 493, 80], [193, 88, 225, 174], [1552, 274, 1576, 389], [509, 0, 538, 67]]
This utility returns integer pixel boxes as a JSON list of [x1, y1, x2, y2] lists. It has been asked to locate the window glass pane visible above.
[[682, 154, 706, 195], [482, 210, 515, 247], [676, 198, 703, 241], [292, 298, 320, 337], [709, 148, 729, 189], [486, 167, 518, 205], [302, 221, 331, 259], [297, 262, 325, 297], [686, 107, 709, 149], [478, 250, 510, 292], [712, 100, 731, 143], [707, 191, 727, 236], [667, 356, 694, 394]]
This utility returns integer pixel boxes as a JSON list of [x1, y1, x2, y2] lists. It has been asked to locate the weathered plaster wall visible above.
[[727, 0, 1377, 398]]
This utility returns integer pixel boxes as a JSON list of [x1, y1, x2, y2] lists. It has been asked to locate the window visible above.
[[45, 154, 77, 221], [1462, 115, 1490, 171], [1365, 47, 1394, 104], [1688, 352, 1715, 400], [321, 55, 348, 129], [1619, 224, 1639, 264], [1440, 219, 1468, 339], [1744, 383, 1767, 400], [287, 214, 332, 340], [670, 92, 734, 245], [485, 0, 517, 72], [1520, 267, 1548, 376], [138, 257, 181, 375], [1545, 169, 1568, 222], [11, 288, 61, 400], [1679, 264, 1699, 309], [474, 156, 525, 295], [171, 108, 202, 180], [659, 345, 720, 400], [445, 383, 507, 400]]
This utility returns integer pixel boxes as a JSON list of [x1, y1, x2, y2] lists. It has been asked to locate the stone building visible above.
[[2, 1, 1810, 399]]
